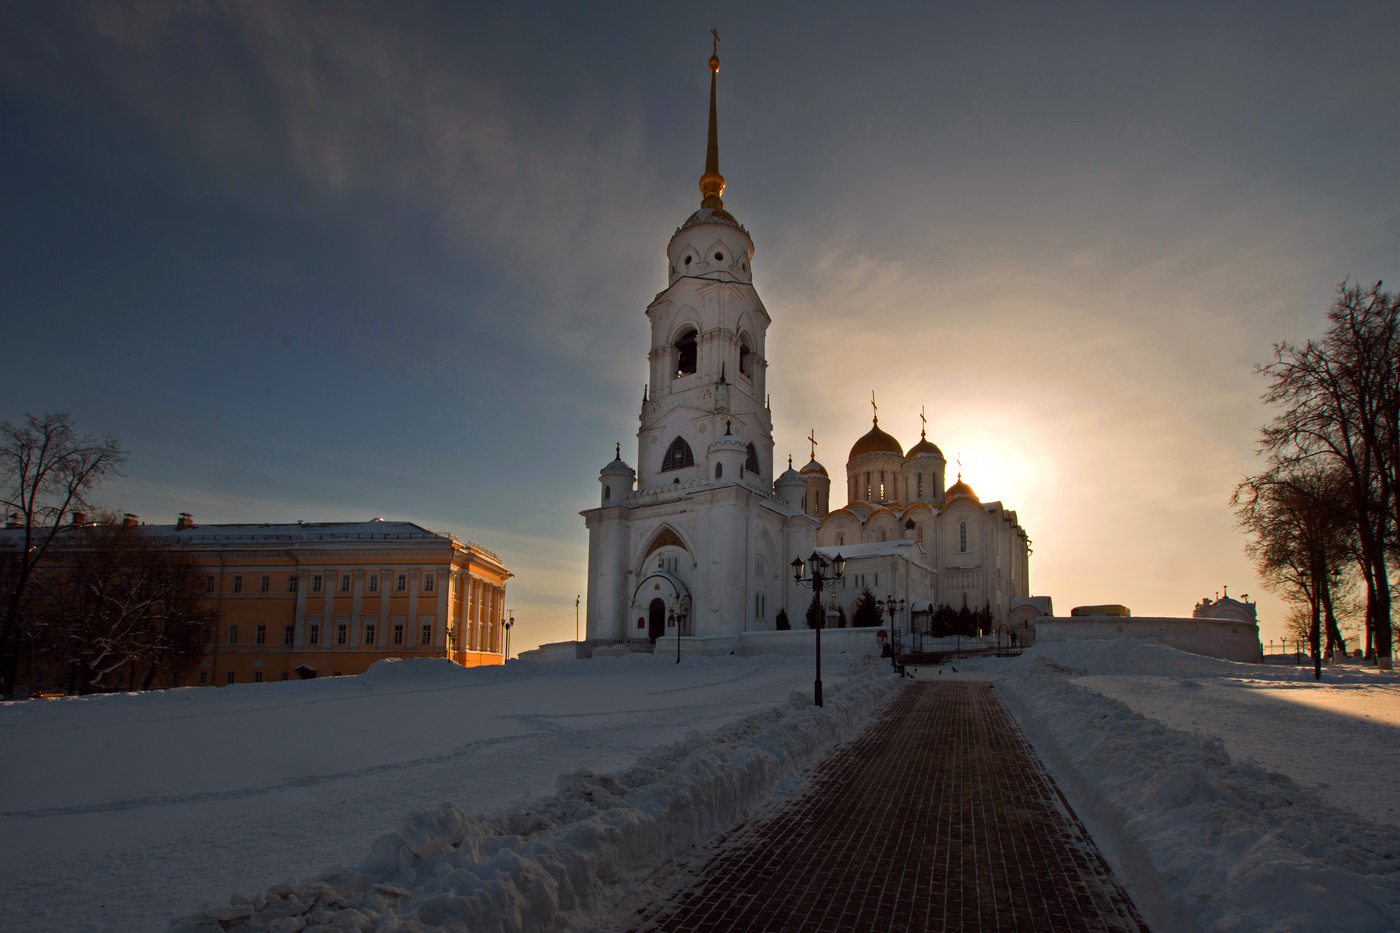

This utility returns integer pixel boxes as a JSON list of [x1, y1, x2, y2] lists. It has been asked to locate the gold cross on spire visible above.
[[712, 28, 720, 54], [807, 429, 818, 460], [871, 390, 878, 424], [920, 405, 927, 438]]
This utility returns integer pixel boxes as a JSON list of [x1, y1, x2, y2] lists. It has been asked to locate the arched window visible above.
[[879, 471, 886, 500], [918, 526, 924, 544], [801, 493, 807, 511], [662, 436, 695, 471], [745, 443, 760, 475], [881, 530, 887, 542], [960, 521, 968, 553], [865, 472, 872, 501], [715, 462, 723, 479], [604, 487, 610, 500], [917, 473, 923, 498], [674, 329, 697, 377], [739, 334, 753, 378]]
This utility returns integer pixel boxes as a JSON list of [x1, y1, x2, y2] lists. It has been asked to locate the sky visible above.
[[2, 2, 1397, 651]]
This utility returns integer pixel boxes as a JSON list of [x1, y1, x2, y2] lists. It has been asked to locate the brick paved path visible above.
[[625, 681, 1147, 933]]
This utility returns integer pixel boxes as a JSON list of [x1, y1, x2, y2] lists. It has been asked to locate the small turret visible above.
[[707, 420, 747, 482], [774, 454, 807, 510], [599, 443, 636, 505]]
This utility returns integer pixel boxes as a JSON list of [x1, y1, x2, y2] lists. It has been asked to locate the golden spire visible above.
[[699, 30, 725, 210]]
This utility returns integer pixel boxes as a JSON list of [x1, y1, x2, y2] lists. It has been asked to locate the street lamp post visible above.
[[884, 595, 905, 671], [792, 550, 845, 707], [504, 613, 514, 662]]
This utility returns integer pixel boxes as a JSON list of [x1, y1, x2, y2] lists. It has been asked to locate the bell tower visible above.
[[637, 39, 773, 491]]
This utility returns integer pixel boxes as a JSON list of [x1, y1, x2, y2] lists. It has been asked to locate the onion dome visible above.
[[945, 473, 979, 504], [849, 418, 903, 459], [905, 428, 944, 460], [800, 458, 829, 477]]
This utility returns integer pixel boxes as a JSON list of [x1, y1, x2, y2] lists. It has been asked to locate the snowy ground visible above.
[[984, 640, 1400, 933], [0, 654, 892, 933], [5, 642, 1399, 933]]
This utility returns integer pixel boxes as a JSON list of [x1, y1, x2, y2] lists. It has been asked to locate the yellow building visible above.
[[172, 515, 510, 685]]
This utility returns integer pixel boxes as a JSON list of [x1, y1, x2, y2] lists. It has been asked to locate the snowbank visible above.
[[997, 642, 1400, 933], [167, 659, 900, 933]]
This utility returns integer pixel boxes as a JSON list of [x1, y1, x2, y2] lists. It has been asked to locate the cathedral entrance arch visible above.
[[649, 599, 666, 643]]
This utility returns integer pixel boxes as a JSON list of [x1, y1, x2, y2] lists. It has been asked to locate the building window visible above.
[[662, 436, 695, 471], [881, 530, 887, 542], [309, 625, 320, 645], [255, 625, 266, 645], [674, 328, 698, 376], [283, 625, 294, 645], [311, 574, 323, 593], [454, 575, 463, 595], [421, 624, 432, 645], [281, 672, 289, 681], [879, 472, 885, 500], [838, 534, 844, 546], [259, 575, 270, 593], [865, 473, 872, 501], [205, 576, 215, 594], [232, 575, 242, 593], [227, 625, 238, 645], [253, 672, 263, 683], [918, 526, 924, 544], [917, 474, 924, 498], [393, 623, 404, 645], [288, 576, 299, 592], [367, 574, 378, 593], [960, 521, 968, 553], [745, 443, 760, 475], [336, 623, 348, 645], [395, 573, 407, 592], [198, 672, 208, 685], [340, 574, 351, 593], [365, 624, 376, 644], [739, 334, 753, 378], [170, 672, 180, 686], [202, 626, 213, 646], [225, 672, 235, 685], [424, 573, 435, 592]]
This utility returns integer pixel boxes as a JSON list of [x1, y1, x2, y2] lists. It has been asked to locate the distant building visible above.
[[5, 516, 510, 690]]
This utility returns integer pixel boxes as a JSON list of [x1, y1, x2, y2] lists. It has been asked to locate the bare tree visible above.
[[1235, 466, 1353, 679], [0, 412, 127, 696], [1256, 282, 1400, 669], [27, 516, 214, 693]]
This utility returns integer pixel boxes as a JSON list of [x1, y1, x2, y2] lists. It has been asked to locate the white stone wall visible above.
[[1035, 616, 1263, 663]]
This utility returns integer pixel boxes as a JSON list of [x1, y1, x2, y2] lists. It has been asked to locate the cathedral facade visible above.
[[579, 46, 1031, 653]]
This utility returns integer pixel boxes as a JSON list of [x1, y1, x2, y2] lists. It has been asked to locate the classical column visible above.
[[469, 578, 480, 651], [377, 567, 392, 646], [407, 569, 420, 646], [294, 569, 309, 645], [436, 567, 449, 650], [350, 570, 364, 646], [322, 569, 335, 633]]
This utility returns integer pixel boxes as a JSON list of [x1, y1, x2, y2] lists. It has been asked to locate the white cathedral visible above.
[[579, 46, 1031, 655]]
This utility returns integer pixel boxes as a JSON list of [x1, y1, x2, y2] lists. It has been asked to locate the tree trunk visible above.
[[1320, 577, 1346, 659]]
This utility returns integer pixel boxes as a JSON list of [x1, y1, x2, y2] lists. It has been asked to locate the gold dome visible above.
[[848, 420, 903, 459], [905, 432, 943, 460], [945, 474, 978, 503]]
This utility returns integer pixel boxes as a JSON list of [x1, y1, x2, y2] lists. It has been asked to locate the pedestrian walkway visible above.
[[625, 681, 1148, 933]]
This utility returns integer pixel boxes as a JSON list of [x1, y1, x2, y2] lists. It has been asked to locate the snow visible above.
[[5, 637, 1400, 933], [989, 639, 1400, 933], [0, 653, 895, 933]]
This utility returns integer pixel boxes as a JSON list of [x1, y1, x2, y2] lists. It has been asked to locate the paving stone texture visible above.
[[625, 681, 1148, 933]]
